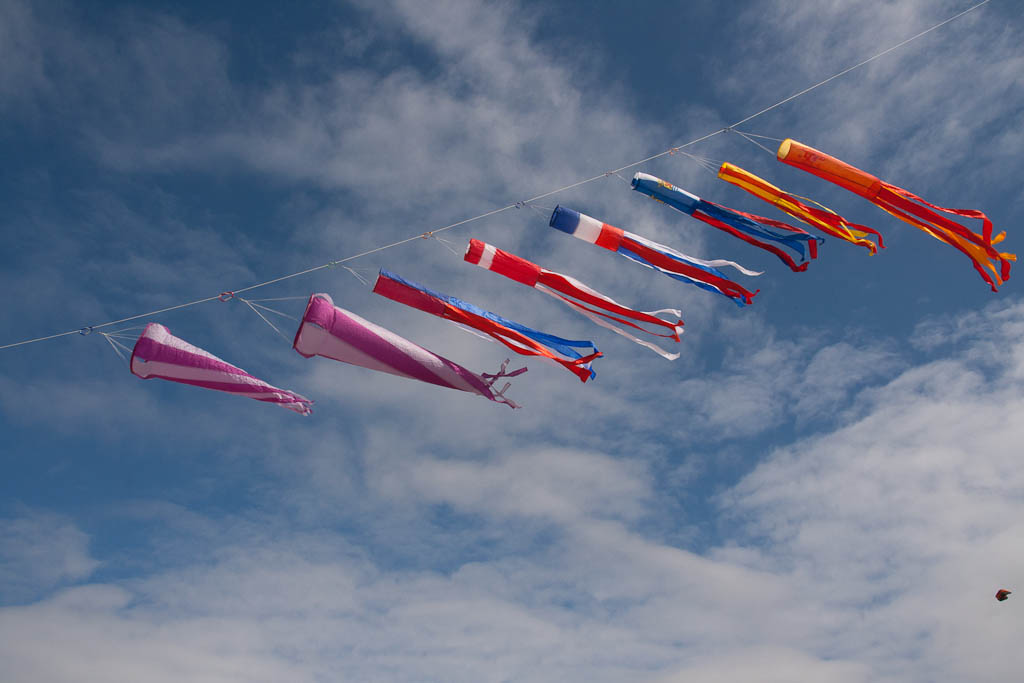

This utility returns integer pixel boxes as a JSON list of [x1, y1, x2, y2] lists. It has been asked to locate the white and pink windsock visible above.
[[131, 322, 313, 415], [292, 293, 525, 408]]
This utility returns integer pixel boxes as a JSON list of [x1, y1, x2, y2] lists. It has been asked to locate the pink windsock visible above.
[[293, 293, 525, 408], [131, 322, 313, 415]]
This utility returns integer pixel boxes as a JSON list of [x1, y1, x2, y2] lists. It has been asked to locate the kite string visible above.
[[731, 130, 778, 156], [0, 0, 990, 352], [100, 332, 132, 364], [422, 231, 462, 257], [527, 204, 550, 219], [725, 0, 991, 130], [604, 171, 632, 185], [238, 297, 294, 344], [244, 301, 298, 322], [0, 294, 225, 350], [341, 266, 371, 287], [734, 131, 785, 142], [673, 149, 721, 176]]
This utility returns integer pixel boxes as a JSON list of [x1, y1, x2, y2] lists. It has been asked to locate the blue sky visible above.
[[2, 0, 1024, 680]]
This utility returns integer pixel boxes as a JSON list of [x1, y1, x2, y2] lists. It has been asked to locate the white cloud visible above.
[[719, 300, 1024, 681], [5, 291, 1024, 681], [655, 646, 869, 683], [2, 0, 1024, 681], [0, 511, 100, 603], [372, 447, 651, 523], [720, 0, 1023, 194]]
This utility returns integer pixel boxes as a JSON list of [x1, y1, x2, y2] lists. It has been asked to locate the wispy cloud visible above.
[[5, 300, 1024, 680], [0, 510, 99, 604], [2, 0, 1023, 680]]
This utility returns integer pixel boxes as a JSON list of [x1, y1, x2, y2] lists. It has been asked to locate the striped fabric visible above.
[[292, 293, 524, 408], [464, 238, 684, 360], [373, 270, 601, 383], [718, 162, 883, 255], [131, 322, 313, 415], [549, 206, 760, 307], [776, 138, 1015, 291], [631, 172, 822, 272]]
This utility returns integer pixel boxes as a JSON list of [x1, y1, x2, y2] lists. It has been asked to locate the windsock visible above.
[[718, 162, 883, 254], [632, 172, 822, 272], [465, 238, 683, 359], [373, 270, 601, 382], [293, 293, 524, 408], [776, 138, 1014, 290], [131, 322, 312, 415], [549, 205, 760, 307]]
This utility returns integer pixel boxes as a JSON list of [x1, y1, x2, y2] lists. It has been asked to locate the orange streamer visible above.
[[777, 139, 1014, 291]]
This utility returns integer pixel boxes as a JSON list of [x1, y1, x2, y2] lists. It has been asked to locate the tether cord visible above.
[[0, 0, 991, 352]]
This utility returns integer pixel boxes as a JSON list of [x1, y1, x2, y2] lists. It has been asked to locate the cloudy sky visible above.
[[2, 0, 1023, 680]]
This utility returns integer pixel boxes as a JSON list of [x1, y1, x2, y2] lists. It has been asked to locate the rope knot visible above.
[[79, 326, 93, 336], [218, 291, 235, 302]]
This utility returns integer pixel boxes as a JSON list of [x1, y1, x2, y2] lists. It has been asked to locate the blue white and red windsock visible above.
[[631, 172, 823, 272], [549, 206, 761, 307], [373, 269, 602, 382], [465, 238, 684, 360]]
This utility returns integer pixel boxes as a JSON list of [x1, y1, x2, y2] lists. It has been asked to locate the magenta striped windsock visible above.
[[131, 322, 313, 415], [292, 293, 525, 408]]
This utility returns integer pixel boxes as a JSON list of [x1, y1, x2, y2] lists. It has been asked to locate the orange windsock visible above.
[[777, 139, 1014, 291]]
